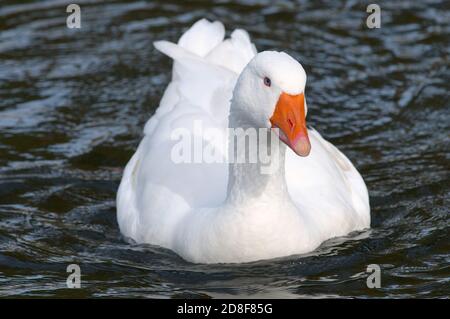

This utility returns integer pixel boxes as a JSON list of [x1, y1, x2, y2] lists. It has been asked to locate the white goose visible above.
[[117, 19, 370, 264]]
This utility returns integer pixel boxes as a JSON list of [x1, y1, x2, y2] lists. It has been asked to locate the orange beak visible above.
[[270, 92, 311, 156]]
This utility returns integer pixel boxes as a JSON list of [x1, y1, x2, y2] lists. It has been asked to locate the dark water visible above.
[[0, 0, 449, 298]]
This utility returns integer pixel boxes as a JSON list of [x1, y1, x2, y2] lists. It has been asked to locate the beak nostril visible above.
[[287, 118, 295, 131]]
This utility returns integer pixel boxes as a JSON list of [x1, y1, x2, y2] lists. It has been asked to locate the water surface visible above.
[[0, 0, 449, 298]]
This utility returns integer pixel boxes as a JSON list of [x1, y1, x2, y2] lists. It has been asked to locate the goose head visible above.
[[232, 51, 311, 156]]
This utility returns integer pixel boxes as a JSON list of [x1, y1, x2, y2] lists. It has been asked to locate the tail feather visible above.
[[154, 19, 257, 74], [154, 40, 201, 64], [205, 29, 257, 73], [177, 19, 225, 57]]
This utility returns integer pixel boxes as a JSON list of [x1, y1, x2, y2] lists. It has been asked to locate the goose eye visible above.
[[263, 77, 271, 87]]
